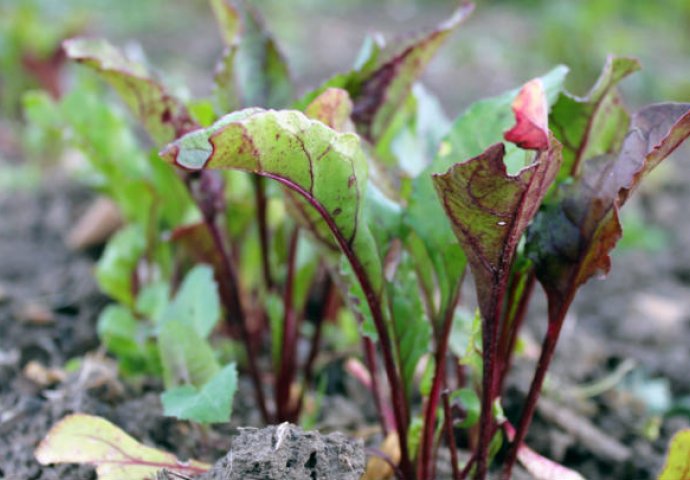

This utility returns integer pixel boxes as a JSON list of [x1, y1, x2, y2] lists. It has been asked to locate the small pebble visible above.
[[18, 303, 55, 325]]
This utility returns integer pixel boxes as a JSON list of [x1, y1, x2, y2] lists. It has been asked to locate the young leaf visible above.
[[209, 0, 241, 47], [162, 363, 238, 424], [63, 38, 196, 144], [304, 87, 355, 132], [550, 56, 640, 179], [504, 78, 550, 150], [432, 138, 562, 321], [98, 305, 160, 376], [527, 103, 690, 313], [95, 225, 146, 308], [658, 429, 690, 480], [158, 320, 220, 388], [34, 414, 210, 479], [163, 264, 221, 339], [296, 3, 474, 143]]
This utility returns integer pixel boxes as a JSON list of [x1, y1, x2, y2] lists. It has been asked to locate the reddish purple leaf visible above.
[[527, 103, 690, 313], [504, 78, 550, 150]]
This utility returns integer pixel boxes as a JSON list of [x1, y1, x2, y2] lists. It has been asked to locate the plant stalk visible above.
[[261, 172, 414, 478], [204, 210, 271, 424], [418, 281, 462, 479], [442, 390, 462, 480], [253, 176, 274, 289], [275, 228, 300, 422], [500, 294, 574, 480]]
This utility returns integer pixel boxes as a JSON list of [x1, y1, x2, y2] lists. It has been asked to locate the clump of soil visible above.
[[192, 423, 365, 480]]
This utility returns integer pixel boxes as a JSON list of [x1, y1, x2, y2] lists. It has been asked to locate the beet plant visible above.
[[28, 0, 690, 478]]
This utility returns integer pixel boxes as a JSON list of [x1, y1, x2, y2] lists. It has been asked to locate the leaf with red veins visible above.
[[550, 56, 640, 179], [305, 88, 355, 132], [527, 103, 690, 314], [63, 38, 196, 145], [504, 79, 550, 150], [432, 137, 562, 319], [35, 414, 210, 480], [160, 108, 383, 295], [296, 3, 474, 143]]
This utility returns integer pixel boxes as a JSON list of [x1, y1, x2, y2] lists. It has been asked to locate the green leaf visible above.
[[163, 265, 221, 339], [135, 281, 170, 323], [296, 3, 473, 143], [405, 66, 568, 312], [63, 37, 195, 145], [97, 305, 159, 376], [658, 429, 690, 480], [388, 252, 431, 398], [161, 108, 384, 299], [162, 363, 238, 424], [432, 136, 562, 320], [452, 388, 481, 428], [35, 414, 210, 479], [158, 320, 220, 389], [210, 0, 291, 110], [95, 225, 146, 307], [551, 56, 640, 180]]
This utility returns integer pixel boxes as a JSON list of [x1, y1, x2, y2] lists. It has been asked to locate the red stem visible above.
[[205, 214, 271, 424], [442, 390, 462, 480], [500, 294, 574, 480], [254, 176, 274, 289], [261, 172, 413, 478], [295, 275, 333, 418], [364, 336, 394, 435], [418, 281, 462, 479], [498, 272, 536, 388], [275, 228, 300, 422]]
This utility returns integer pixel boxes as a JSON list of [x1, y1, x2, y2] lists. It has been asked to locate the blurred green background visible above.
[[1, 0, 688, 122]]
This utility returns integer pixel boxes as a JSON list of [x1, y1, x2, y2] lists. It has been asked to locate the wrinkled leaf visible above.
[[658, 429, 690, 480], [162, 363, 238, 424], [63, 38, 195, 145], [35, 414, 209, 479], [297, 3, 473, 143], [158, 320, 220, 388], [161, 108, 384, 298], [527, 103, 690, 314], [550, 56, 640, 179], [432, 138, 562, 320], [163, 264, 221, 339], [504, 78, 550, 150]]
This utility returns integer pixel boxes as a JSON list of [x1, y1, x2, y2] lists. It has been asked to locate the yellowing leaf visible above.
[[35, 414, 210, 479], [658, 429, 690, 480]]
